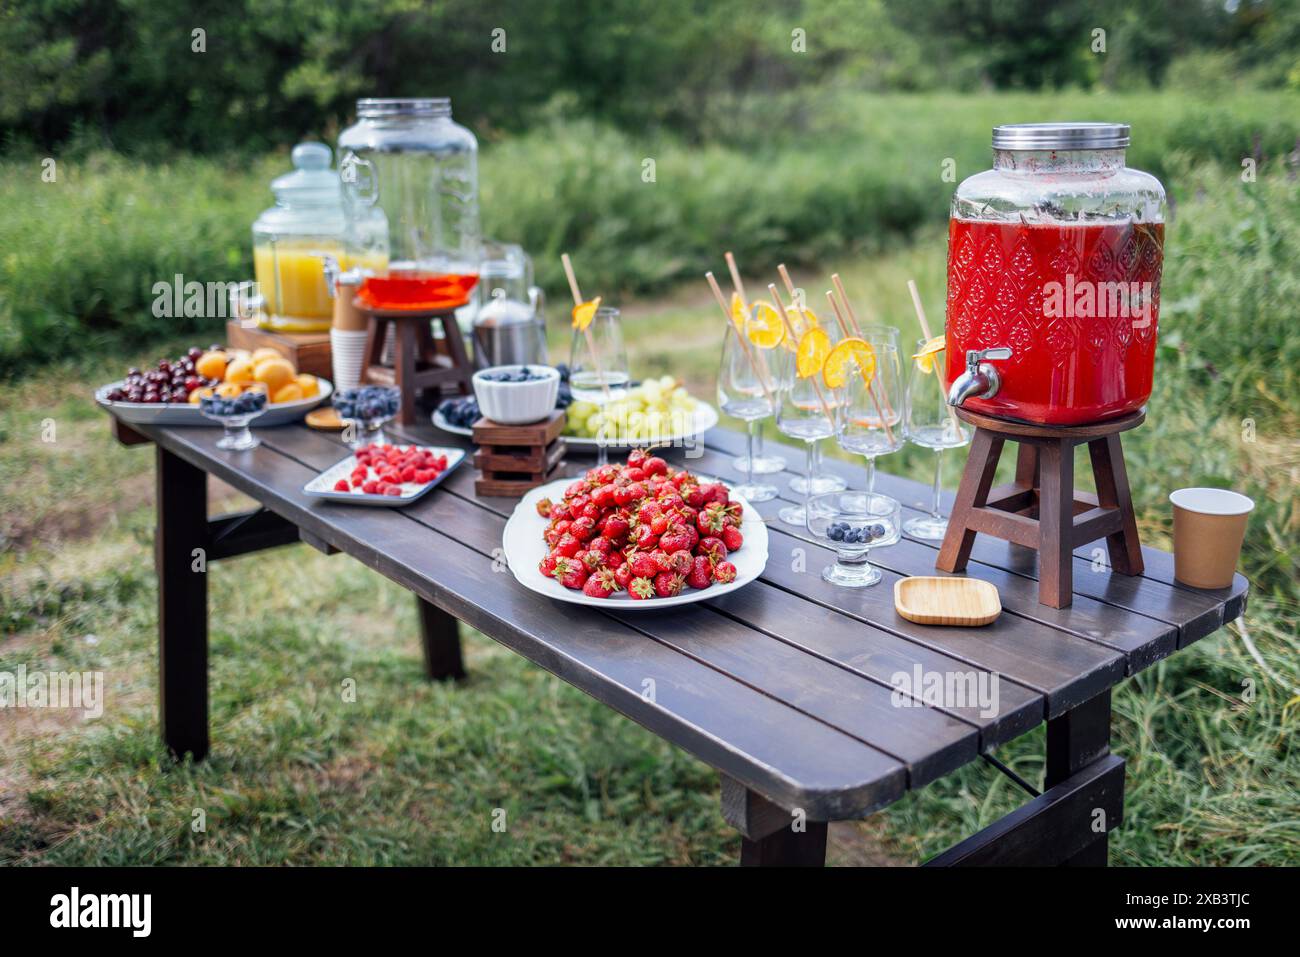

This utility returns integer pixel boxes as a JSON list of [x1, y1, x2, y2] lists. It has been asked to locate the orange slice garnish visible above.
[[572, 296, 602, 331], [745, 300, 785, 349], [912, 334, 946, 373], [729, 292, 747, 331], [823, 337, 876, 389], [796, 328, 832, 379]]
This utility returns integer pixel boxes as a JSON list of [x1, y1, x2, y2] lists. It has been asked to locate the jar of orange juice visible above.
[[252, 143, 386, 332]]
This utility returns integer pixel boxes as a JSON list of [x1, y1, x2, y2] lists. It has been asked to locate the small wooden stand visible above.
[[359, 303, 474, 425], [225, 321, 332, 379], [935, 407, 1145, 608], [473, 411, 567, 497]]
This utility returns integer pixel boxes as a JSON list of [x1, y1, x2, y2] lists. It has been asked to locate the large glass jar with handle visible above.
[[337, 98, 481, 312]]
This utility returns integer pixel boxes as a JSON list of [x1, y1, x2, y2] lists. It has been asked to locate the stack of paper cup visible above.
[[1169, 487, 1254, 589], [331, 273, 369, 392], [330, 328, 369, 392]]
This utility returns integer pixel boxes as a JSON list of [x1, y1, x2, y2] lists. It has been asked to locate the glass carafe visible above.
[[338, 98, 480, 312]]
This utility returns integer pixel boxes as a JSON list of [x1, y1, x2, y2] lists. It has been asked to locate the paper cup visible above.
[[1170, 487, 1254, 589], [330, 328, 370, 392]]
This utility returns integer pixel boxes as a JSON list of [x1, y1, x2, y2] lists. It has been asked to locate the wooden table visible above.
[[110, 412, 1248, 866]]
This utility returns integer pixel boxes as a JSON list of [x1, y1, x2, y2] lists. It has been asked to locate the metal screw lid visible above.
[[992, 122, 1130, 150], [356, 98, 451, 118]]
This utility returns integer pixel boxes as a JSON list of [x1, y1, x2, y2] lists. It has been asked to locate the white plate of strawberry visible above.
[[303, 442, 465, 506], [502, 449, 769, 608]]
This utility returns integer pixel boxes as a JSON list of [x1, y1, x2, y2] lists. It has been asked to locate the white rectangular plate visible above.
[[303, 445, 465, 506]]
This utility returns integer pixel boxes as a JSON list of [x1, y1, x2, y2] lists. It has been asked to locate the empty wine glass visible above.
[[834, 337, 904, 495], [570, 306, 629, 466], [903, 337, 971, 539], [774, 332, 839, 526], [717, 325, 776, 502]]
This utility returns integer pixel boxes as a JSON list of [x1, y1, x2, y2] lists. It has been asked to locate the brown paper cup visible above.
[[1170, 488, 1254, 589]]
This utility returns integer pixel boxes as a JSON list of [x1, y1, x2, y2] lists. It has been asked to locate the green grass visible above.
[[2, 157, 1298, 864], [3, 89, 1299, 374]]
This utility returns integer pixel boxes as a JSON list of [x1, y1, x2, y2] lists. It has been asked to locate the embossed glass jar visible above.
[[945, 123, 1167, 425]]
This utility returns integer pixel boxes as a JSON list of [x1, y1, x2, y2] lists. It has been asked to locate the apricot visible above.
[[254, 357, 295, 393], [272, 382, 304, 404], [295, 373, 319, 398], [225, 356, 255, 384], [215, 382, 243, 399], [252, 347, 283, 366], [188, 386, 215, 404], [195, 351, 227, 379]]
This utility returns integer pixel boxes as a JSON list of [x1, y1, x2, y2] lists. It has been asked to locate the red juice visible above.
[[359, 270, 479, 311], [945, 218, 1164, 425]]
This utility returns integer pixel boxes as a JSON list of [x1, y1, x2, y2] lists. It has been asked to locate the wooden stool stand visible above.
[[936, 408, 1145, 608], [360, 304, 474, 425], [473, 411, 567, 497]]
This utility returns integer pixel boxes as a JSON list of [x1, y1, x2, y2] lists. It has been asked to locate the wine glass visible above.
[[774, 332, 839, 526], [570, 306, 629, 466], [834, 337, 904, 495], [806, 490, 901, 587], [903, 337, 971, 539], [717, 325, 776, 502]]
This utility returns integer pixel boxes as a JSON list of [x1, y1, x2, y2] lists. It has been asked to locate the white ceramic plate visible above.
[[303, 445, 465, 506], [95, 378, 332, 427], [433, 397, 719, 449], [502, 477, 768, 609]]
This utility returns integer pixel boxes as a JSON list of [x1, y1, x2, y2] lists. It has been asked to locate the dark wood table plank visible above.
[[139, 422, 907, 820], [698, 428, 1246, 652], [257, 424, 993, 787]]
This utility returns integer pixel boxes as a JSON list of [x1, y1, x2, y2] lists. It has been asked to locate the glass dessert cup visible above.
[[200, 408, 268, 451], [334, 385, 401, 449], [806, 491, 901, 587]]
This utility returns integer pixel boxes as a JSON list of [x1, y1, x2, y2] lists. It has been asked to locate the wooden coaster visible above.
[[305, 407, 344, 430]]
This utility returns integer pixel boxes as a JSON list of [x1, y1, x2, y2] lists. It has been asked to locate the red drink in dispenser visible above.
[[358, 270, 480, 311], [945, 123, 1166, 426]]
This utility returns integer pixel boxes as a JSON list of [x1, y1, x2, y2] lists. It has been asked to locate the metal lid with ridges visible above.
[[992, 122, 1130, 150]]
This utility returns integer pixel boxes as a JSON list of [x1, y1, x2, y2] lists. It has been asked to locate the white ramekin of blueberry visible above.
[[472, 365, 560, 425]]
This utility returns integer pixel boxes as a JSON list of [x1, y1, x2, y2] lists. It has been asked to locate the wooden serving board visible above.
[[894, 576, 1001, 627]]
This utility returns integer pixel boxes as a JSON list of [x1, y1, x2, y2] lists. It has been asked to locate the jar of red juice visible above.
[[945, 123, 1167, 425]]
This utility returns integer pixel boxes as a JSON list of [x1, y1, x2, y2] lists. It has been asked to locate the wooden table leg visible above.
[[740, 823, 829, 866], [416, 596, 465, 681], [156, 446, 209, 761], [1045, 689, 1113, 866]]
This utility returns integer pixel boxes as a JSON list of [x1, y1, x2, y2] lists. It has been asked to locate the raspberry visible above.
[[334, 479, 350, 492], [362, 481, 379, 495]]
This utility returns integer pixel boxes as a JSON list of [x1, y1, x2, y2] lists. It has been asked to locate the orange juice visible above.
[[253, 241, 387, 331]]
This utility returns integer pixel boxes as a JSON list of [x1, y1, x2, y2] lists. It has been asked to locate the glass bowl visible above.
[[806, 491, 901, 587], [199, 393, 268, 451], [333, 385, 401, 448]]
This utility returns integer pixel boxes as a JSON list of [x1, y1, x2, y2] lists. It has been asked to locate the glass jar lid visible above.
[[270, 142, 341, 205], [992, 122, 1130, 150]]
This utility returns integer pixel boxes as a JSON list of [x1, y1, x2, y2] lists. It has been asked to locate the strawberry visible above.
[[570, 516, 598, 541], [653, 571, 685, 598], [637, 501, 662, 526], [713, 560, 738, 584], [677, 505, 698, 528], [587, 536, 615, 558], [644, 456, 668, 477], [592, 484, 617, 508], [600, 513, 630, 541], [624, 467, 647, 483], [668, 549, 693, 575], [698, 536, 728, 563], [686, 554, 714, 590], [582, 568, 619, 599], [721, 525, 744, 552], [543, 527, 562, 547], [627, 576, 655, 600], [539, 553, 559, 578], [565, 480, 589, 498], [659, 525, 692, 553], [633, 524, 659, 550], [626, 448, 648, 469], [697, 503, 728, 535], [555, 533, 582, 558], [683, 484, 710, 508], [649, 512, 670, 536], [555, 557, 589, 590], [551, 502, 572, 522], [612, 563, 633, 589], [553, 518, 572, 536], [652, 549, 674, 572], [536, 496, 554, 518], [704, 482, 730, 504], [629, 551, 660, 579], [658, 491, 684, 511], [681, 524, 700, 550]]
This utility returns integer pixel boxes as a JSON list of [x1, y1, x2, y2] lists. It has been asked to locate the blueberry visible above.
[[828, 525, 844, 541], [869, 523, 886, 540]]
